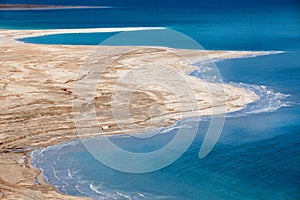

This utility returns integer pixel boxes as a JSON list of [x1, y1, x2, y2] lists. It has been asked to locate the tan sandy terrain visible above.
[[0, 28, 275, 199]]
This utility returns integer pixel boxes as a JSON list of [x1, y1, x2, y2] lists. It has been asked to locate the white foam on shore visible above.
[[88, 182, 148, 200], [87, 182, 174, 200], [190, 51, 291, 117], [227, 82, 292, 117]]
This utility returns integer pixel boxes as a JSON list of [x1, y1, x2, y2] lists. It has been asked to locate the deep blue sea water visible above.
[[2, 0, 300, 199]]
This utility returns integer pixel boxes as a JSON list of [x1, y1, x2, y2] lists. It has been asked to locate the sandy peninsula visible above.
[[0, 28, 277, 199]]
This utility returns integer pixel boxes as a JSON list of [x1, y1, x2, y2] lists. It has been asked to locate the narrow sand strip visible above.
[[0, 27, 165, 40]]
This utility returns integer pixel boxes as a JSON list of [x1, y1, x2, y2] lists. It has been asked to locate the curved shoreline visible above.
[[0, 28, 282, 199]]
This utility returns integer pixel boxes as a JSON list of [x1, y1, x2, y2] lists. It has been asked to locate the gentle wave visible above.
[[226, 82, 292, 117], [180, 82, 292, 121], [87, 182, 172, 200], [189, 51, 292, 117]]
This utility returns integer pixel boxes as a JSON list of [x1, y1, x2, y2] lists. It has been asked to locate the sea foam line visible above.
[[226, 82, 292, 117]]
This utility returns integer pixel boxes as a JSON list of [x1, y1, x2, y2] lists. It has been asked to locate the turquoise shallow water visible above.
[[2, 0, 299, 199]]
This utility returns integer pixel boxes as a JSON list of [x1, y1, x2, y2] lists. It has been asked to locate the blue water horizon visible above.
[[2, 0, 299, 199]]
